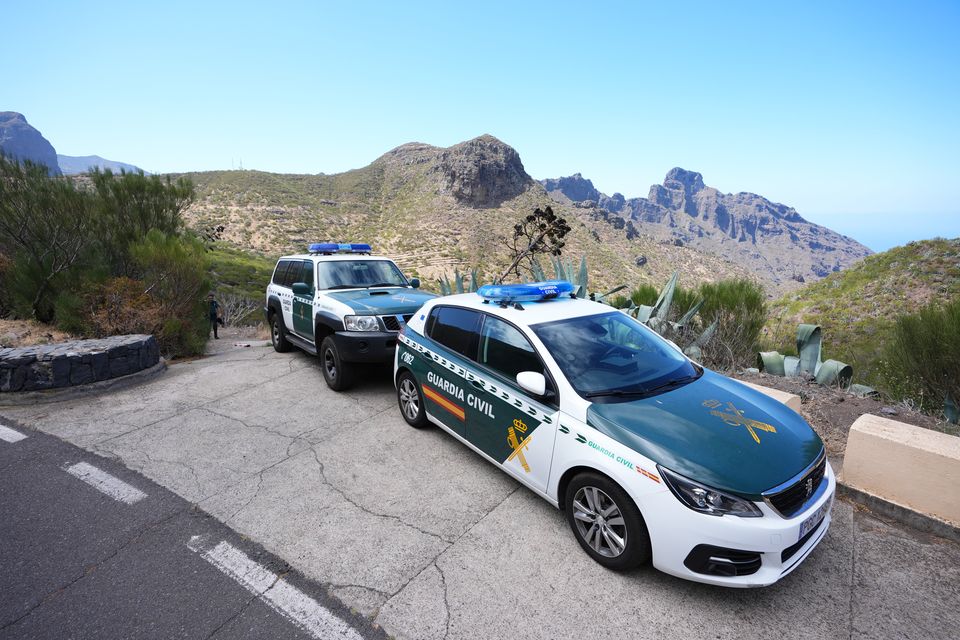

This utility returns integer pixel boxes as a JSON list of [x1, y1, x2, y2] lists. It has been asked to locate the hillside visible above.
[[180, 135, 755, 292], [767, 237, 960, 384], [0, 111, 60, 175], [542, 170, 872, 292], [58, 154, 146, 175]]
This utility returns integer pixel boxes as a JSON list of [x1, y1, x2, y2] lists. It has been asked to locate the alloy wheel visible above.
[[324, 348, 337, 379], [572, 486, 627, 558], [398, 378, 420, 421]]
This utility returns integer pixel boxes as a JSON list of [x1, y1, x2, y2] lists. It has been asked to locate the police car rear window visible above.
[[272, 260, 291, 285], [428, 307, 481, 359]]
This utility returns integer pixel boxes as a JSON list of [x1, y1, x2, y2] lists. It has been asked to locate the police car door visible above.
[[291, 260, 315, 341], [279, 260, 299, 331], [465, 314, 559, 493]]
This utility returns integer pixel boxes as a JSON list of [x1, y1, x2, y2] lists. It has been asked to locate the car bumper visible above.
[[644, 462, 837, 587], [332, 331, 398, 363]]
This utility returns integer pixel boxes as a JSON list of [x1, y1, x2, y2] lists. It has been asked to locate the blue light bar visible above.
[[308, 242, 372, 254], [477, 280, 575, 302]]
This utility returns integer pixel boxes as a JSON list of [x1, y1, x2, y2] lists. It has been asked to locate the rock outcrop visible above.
[[542, 168, 872, 289], [433, 135, 530, 206], [0, 111, 61, 175]]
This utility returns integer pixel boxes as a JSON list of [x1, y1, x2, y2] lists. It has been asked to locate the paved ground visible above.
[[2, 338, 958, 640], [0, 420, 383, 640]]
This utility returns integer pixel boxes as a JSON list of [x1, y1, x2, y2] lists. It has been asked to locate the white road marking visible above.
[[65, 462, 147, 504], [0, 424, 27, 443], [188, 536, 362, 640]]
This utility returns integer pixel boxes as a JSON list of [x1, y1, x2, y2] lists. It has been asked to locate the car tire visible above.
[[320, 336, 353, 391], [396, 371, 429, 428], [564, 472, 651, 570], [271, 313, 291, 353]]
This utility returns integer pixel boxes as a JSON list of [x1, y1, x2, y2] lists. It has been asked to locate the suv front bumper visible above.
[[332, 331, 398, 363]]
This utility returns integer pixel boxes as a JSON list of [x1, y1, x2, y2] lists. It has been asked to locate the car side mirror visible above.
[[292, 282, 313, 296], [409, 277, 420, 289], [516, 371, 546, 397]]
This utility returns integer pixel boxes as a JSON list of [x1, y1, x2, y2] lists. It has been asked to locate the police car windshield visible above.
[[531, 311, 699, 401], [316, 260, 408, 290]]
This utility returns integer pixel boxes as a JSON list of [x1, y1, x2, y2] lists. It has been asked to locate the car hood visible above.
[[324, 289, 436, 315], [586, 370, 823, 499]]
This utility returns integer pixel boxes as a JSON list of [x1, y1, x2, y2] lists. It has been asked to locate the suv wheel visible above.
[[271, 314, 291, 353], [396, 371, 428, 428], [320, 336, 353, 391], [564, 472, 651, 570]]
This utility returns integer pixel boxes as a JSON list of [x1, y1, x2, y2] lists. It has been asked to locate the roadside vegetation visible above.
[[0, 156, 209, 356]]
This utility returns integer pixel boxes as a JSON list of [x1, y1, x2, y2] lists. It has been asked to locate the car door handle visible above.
[[469, 380, 484, 390]]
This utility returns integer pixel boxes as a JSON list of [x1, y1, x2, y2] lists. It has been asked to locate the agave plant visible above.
[[437, 268, 481, 296], [758, 324, 857, 388], [531, 255, 626, 302], [622, 271, 717, 361]]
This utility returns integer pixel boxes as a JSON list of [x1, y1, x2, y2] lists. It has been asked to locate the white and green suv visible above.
[[264, 243, 436, 390]]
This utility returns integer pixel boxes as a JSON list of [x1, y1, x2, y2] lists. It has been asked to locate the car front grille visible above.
[[380, 314, 413, 332], [765, 454, 827, 518]]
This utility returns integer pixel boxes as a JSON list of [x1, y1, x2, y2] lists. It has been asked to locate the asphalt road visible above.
[[0, 419, 385, 640], [2, 338, 958, 640]]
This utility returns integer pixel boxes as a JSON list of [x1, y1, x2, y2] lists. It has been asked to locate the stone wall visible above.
[[0, 335, 159, 392]]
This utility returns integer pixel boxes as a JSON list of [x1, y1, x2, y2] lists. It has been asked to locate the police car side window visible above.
[[428, 307, 481, 360], [478, 316, 544, 382], [272, 260, 291, 285], [282, 261, 302, 287], [300, 261, 314, 288]]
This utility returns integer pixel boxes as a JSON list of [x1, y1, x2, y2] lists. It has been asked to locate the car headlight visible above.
[[657, 466, 762, 517], [344, 315, 379, 332]]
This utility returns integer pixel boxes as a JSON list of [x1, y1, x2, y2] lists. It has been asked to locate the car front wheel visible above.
[[271, 314, 291, 353], [565, 472, 650, 570], [396, 371, 428, 428], [320, 336, 353, 391]]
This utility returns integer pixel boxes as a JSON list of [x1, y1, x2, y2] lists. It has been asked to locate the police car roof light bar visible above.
[[308, 242, 373, 255], [476, 280, 575, 303]]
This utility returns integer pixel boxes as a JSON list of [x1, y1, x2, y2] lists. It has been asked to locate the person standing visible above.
[[207, 292, 222, 339]]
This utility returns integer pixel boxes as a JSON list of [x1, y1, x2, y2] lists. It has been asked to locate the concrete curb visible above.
[[0, 359, 167, 406], [837, 481, 960, 544]]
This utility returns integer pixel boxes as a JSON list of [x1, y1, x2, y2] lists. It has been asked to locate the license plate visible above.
[[798, 495, 832, 540]]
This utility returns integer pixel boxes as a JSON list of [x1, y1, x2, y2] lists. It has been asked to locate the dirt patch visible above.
[[733, 371, 956, 463], [0, 319, 78, 348]]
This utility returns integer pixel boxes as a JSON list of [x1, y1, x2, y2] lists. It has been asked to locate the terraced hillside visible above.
[[768, 237, 960, 384], [181, 136, 754, 292]]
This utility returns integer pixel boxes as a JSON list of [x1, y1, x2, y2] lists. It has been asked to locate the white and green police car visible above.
[[265, 243, 436, 390], [393, 281, 834, 587]]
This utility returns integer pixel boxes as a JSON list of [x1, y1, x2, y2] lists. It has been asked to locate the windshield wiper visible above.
[[326, 284, 362, 290], [583, 389, 650, 399], [584, 375, 700, 400], [366, 282, 400, 288]]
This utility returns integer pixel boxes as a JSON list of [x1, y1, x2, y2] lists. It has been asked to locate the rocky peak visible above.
[[649, 167, 705, 216], [434, 134, 529, 207], [539, 173, 601, 203], [0, 111, 61, 175], [663, 167, 705, 193]]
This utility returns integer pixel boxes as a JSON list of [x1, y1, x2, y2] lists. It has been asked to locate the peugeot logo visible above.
[[804, 477, 814, 499]]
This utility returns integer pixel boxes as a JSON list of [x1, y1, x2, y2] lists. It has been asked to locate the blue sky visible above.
[[4, 1, 958, 251]]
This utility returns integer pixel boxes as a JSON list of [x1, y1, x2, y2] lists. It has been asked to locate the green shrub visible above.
[[697, 279, 768, 370], [877, 298, 960, 420]]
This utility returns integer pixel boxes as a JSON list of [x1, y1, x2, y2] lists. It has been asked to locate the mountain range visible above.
[[0, 111, 143, 175], [0, 110, 873, 294], [540, 170, 872, 288], [57, 154, 146, 175]]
